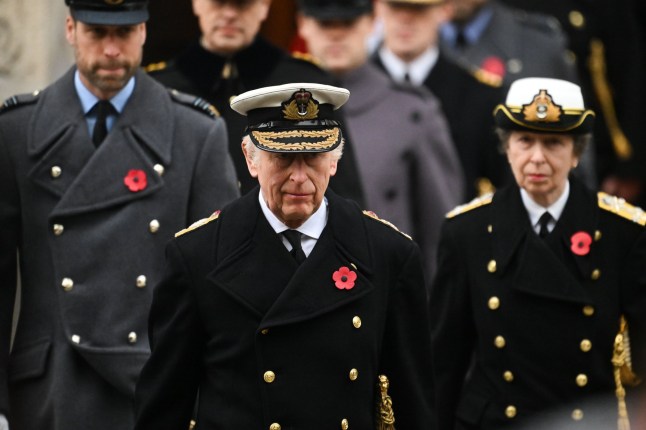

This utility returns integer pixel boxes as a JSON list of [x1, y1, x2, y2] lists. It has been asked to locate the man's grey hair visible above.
[[242, 135, 345, 166]]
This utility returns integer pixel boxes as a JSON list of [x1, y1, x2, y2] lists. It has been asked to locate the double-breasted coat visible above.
[[429, 177, 646, 429], [134, 189, 435, 430], [340, 62, 464, 282], [148, 37, 365, 205], [0, 68, 239, 429]]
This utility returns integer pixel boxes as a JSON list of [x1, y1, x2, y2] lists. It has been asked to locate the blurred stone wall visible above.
[[0, 0, 74, 100]]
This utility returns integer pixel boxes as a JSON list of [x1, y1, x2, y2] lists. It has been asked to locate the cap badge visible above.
[[105, 0, 125, 5], [282, 89, 319, 120], [522, 89, 562, 122]]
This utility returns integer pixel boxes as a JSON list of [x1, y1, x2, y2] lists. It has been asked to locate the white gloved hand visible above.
[[0, 414, 8, 430]]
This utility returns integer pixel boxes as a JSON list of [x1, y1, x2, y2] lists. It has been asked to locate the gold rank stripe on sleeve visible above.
[[362, 210, 412, 240], [446, 193, 494, 219], [597, 192, 646, 226], [175, 210, 221, 238]]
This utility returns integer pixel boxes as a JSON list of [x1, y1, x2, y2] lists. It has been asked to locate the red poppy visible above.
[[570, 231, 592, 256], [332, 266, 357, 290], [124, 169, 147, 192], [480, 56, 506, 79]]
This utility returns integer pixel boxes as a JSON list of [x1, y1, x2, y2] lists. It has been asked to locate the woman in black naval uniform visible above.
[[430, 77, 646, 430]]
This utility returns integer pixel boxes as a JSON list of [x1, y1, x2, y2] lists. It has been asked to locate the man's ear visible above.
[[242, 142, 259, 178]]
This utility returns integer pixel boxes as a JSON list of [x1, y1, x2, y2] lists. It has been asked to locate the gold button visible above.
[[565, 49, 577, 64], [487, 224, 493, 233], [61, 277, 74, 292], [269, 423, 281, 430], [503, 371, 514, 382], [136, 275, 147, 288], [352, 316, 362, 329], [53, 224, 64, 236], [71, 334, 81, 344], [591, 269, 601, 281], [349, 368, 358, 381], [128, 332, 138, 344], [580, 339, 592, 352], [494, 336, 506, 349], [149, 220, 160, 233], [264, 371, 276, 383], [569, 10, 585, 28], [488, 296, 500, 310], [153, 164, 165, 176], [576, 374, 588, 387], [505, 405, 517, 418], [261, 329, 270, 335], [51, 166, 62, 178], [583, 306, 595, 317], [487, 260, 497, 273], [341, 418, 349, 430], [572, 409, 584, 421], [594, 230, 602, 241]]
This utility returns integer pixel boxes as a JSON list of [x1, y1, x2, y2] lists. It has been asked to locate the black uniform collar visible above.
[[174, 37, 287, 94]]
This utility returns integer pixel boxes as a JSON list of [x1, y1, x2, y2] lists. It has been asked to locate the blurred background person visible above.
[[296, 0, 464, 283], [430, 77, 646, 429], [372, 0, 511, 199], [146, 0, 364, 205]]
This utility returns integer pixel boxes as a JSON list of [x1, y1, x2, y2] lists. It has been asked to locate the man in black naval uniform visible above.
[[372, 0, 510, 199], [0, 1, 239, 429], [147, 0, 364, 205], [134, 83, 434, 429], [430, 77, 646, 429]]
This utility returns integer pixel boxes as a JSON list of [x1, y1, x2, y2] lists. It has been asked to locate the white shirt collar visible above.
[[378, 45, 439, 86], [258, 190, 328, 256], [521, 181, 570, 233]]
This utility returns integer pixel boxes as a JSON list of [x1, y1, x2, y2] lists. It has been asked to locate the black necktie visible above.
[[538, 212, 552, 238], [283, 230, 306, 264], [92, 100, 114, 147], [455, 28, 467, 50]]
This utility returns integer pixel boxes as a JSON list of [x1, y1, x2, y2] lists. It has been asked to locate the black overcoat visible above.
[[0, 68, 239, 430], [430, 177, 646, 429], [135, 189, 434, 429]]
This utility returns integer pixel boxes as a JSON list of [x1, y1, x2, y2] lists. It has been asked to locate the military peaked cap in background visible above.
[[494, 77, 595, 134], [298, 0, 373, 19], [65, 0, 149, 25], [230, 82, 350, 153]]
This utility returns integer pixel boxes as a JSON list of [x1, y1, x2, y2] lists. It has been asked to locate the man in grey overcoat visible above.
[[0, 1, 239, 429]]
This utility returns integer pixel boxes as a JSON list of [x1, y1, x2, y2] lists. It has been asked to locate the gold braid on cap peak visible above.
[[251, 128, 339, 151]]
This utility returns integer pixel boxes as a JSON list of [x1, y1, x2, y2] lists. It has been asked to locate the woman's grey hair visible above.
[[494, 128, 591, 158], [242, 134, 345, 166]]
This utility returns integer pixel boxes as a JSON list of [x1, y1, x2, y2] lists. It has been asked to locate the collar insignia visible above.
[[282, 89, 319, 120], [522, 89, 563, 122]]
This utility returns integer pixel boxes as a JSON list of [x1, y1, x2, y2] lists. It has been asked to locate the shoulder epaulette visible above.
[[1, 90, 41, 114], [169, 89, 220, 119], [175, 210, 221, 238], [446, 193, 494, 218], [597, 192, 646, 226], [471, 68, 503, 88], [144, 61, 168, 73], [515, 11, 562, 35], [291, 51, 323, 67], [363, 210, 412, 240]]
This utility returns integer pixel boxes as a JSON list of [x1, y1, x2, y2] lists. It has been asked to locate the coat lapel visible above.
[[261, 192, 375, 329], [491, 184, 590, 304], [29, 70, 174, 217]]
